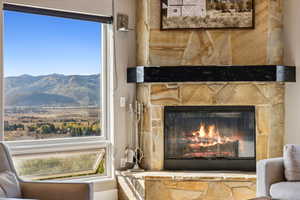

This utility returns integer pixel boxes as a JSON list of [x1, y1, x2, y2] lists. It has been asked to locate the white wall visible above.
[[284, 0, 300, 144], [112, 0, 136, 169]]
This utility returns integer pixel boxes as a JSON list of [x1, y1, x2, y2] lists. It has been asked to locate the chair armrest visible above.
[[20, 181, 93, 200], [257, 158, 285, 197]]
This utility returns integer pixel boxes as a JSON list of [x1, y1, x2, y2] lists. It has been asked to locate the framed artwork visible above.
[[161, 0, 255, 30]]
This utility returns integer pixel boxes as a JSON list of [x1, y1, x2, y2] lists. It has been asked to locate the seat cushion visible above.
[[0, 171, 21, 198], [270, 182, 300, 200], [283, 144, 300, 181]]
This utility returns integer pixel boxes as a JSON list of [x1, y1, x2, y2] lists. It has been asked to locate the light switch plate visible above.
[[120, 97, 126, 108]]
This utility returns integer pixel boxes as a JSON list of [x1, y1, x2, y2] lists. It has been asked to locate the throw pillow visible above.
[[284, 144, 300, 181]]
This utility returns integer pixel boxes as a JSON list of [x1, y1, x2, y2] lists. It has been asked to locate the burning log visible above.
[[181, 123, 240, 158], [184, 140, 239, 158]]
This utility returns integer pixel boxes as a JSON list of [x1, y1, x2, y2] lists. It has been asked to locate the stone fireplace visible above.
[[135, 0, 286, 171], [137, 82, 285, 170], [164, 105, 256, 171]]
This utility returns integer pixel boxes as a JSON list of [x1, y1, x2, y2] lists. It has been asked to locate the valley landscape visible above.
[[4, 74, 101, 141]]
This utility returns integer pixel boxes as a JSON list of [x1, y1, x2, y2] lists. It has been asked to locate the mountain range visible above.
[[5, 74, 100, 107]]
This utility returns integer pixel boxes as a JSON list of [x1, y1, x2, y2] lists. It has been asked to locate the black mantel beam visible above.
[[127, 65, 296, 83]]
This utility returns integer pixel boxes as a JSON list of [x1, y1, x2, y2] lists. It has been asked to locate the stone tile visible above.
[[256, 106, 271, 135], [231, 0, 269, 65], [137, 85, 150, 104], [267, 0, 283, 64], [268, 104, 285, 158], [149, 30, 191, 66], [215, 84, 237, 104], [180, 84, 214, 105], [204, 182, 233, 200], [163, 181, 209, 191], [136, 0, 150, 66], [268, 130, 284, 158], [140, 132, 152, 170], [151, 106, 163, 120], [151, 84, 180, 105], [180, 32, 204, 65], [216, 84, 268, 105], [169, 189, 204, 200], [267, 28, 283, 65], [270, 103, 284, 132], [201, 31, 232, 65], [269, 0, 283, 20], [256, 135, 269, 161], [152, 120, 162, 128], [181, 31, 232, 65], [145, 181, 171, 200], [149, 0, 161, 29], [142, 105, 151, 132], [151, 127, 164, 170], [150, 30, 191, 50], [207, 83, 227, 94], [149, 48, 185, 66], [224, 182, 253, 188], [255, 83, 285, 104], [232, 187, 256, 200]]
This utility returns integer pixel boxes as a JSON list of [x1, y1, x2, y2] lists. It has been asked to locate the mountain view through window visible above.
[[4, 10, 102, 141]]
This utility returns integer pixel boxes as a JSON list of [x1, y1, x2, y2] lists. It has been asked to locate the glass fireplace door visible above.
[[164, 106, 256, 171]]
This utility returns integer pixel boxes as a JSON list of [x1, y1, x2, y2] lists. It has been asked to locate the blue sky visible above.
[[4, 10, 102, 77]]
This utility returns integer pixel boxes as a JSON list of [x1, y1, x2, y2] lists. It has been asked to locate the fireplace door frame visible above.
[[164, 106, 256, 171]]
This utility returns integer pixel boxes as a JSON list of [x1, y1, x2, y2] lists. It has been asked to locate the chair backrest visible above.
[[0, 143, 17, 174]]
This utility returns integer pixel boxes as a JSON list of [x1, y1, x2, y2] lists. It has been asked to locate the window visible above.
[[13, 149, 106, 180], [1, 5, 113, 180]]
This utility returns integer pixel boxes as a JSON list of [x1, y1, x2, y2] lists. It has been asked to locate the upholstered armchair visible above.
[[0, 142, 94, 200], [257, 157, 300, 199]]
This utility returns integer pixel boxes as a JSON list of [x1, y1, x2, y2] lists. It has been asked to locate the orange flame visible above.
[[189, 123, 238, 148]]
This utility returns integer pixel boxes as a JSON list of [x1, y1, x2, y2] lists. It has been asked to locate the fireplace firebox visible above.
[[164, 106, 256, 171]]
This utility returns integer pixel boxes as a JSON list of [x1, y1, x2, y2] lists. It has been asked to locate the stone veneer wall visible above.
[[138, 82, 284, 170], [137, 0, 283, 66], [136, 0, 285, 170]]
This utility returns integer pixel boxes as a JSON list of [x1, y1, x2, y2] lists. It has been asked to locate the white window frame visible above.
[[0, 4, 115, 181]]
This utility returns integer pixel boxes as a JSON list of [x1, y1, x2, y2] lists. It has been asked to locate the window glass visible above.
[[13, 149, 106, 180], [4, 10, 102, 141]]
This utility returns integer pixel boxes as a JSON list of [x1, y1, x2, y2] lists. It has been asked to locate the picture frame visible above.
[[161, 0, 255, 30]]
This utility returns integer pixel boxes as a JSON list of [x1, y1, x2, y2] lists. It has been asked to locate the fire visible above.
[[208, 125, 215, 138], [188, 123, 237, 148], [199, 124, 206, 137]]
